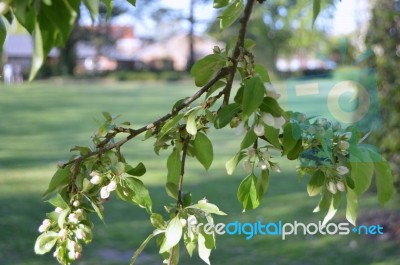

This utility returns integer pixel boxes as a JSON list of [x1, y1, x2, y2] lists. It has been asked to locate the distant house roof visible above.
[[3, 34, 59, 58]]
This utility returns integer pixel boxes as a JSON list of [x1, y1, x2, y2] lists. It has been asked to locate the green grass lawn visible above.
[[0, 79, 398, 265]]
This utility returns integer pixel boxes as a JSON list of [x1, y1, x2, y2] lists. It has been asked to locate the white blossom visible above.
[[180, 218, 188, 227], [107, 180, 117, 192], [338, 140, 350, 151], [253, 124, 265, 136], [235, 122, 245, 135], [58, 228, 68, 237], [72, 200, 80, 207], [336, 166, 349, 175], [90, 172, 102, 185], [336, 181, 346, 192], [327, 182, 337, 194], [100, 186, 110, 199], [75, 229, 85, 240], [68, 213, 79, 224], [273, 116, 286, 129], [261, 113, 275, 127], [258, 160, 268, 170], [265, 84, 281, 99], [55, 207, 63, 213]]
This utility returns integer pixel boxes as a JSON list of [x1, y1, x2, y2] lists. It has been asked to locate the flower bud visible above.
[[68, 213, 79, 224], [42, 219, 51, 226], [258, 160, 268, 170], [271, 163, 281, 173], [75, 229, 85, 240], [338, 140, 350, 151], [336, 181, 346, 192], [262, 113, 275, 127], [336, 166, 349, 176], [72, 200, 80, 207], [100, 186, 110, 199], [55, 207, 63, 213], [180, 218, 187, 227], [254, 124, 265, 137], [58, 228, 68, 237], [327, 182, 337, 194], [107, 180, 117, 192], [265, 84, 281, 100], [242, 160, 252, 173], [90, 173, 102, 185], [75, 252, 82, 260], [273, 116, 286, 129], [38, 224, 47, 233], [75, 242, 82, 252], [247, 148, 255, 157], [75, 209, 83, 218]]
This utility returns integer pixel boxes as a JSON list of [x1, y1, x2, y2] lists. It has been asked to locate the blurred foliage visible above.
[[208, 0, 336, 72], [366, 0, 400, 189]]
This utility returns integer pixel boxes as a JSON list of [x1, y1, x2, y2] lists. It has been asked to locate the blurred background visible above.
[[0, 0, 399, 264]]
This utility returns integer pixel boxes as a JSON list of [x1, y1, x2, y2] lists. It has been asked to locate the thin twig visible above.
[[177, 135, 191, 209], [222, 0, 256, 105]]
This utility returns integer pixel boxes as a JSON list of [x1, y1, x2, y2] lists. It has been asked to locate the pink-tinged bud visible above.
[[242, 160, 252, 173], [254, 124, 265, 137], [336, 181, 346, 192], [75, 252, 82, 260], [327, 182, 337, 194]]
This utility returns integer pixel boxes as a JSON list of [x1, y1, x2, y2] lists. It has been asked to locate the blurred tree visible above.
[[209, 0, 335, 72], [366, 0, 400, 188]]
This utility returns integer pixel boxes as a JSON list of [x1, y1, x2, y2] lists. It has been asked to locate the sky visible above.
[[102, 0, 369, 38]]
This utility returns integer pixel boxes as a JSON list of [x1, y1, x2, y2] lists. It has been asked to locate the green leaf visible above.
[[82, 193, 105, 223], [312, 0, 321, 26], [83, 0, 99, 21], [126, 177, 152, 213], [111, 162, 125, 176], [264, 125, 281, 149], [254, 64, 271, 83], [130, 232, 155, 265], [368, 150, 394, 204], [322, 192, 341, 226], [218, 0, 244, 31], [225, 151, 246, 175], [47, 194, 69, 209], [256, 170, 269, 201], [102, 111, 112, 121], [190, 54, 226, 87], [183, 192, 192, 207], [125, 162, 146, 177], [214, 103, 241, 129], [345, 187, 358, 226], [0, 17, 6, 54], [186, 110, 198, 135], [159, 216, 183, 253], [313, 189, 331, 213], [198, 230, 213, 265], [259, 97, 284, 117], [159, 113, 184, 139], [237, 174, 260, 211], [240, 129, 257, 149], [150, 213, 166, 229], [34, 231, 59, 255], [29, 23, 44, 81], [282, 123, 302, 155], [166, 148, 182, 199], [350, 148, 374, 195], [242, 77, 265, 120], [127, 0, 136, 6], [169, 244, 180, 265], [194, 132, 213, 170], [101, 0, 113, 20], [307, 170, 325, 197], [214, 0, 230, 8], [43, 166, 71, 198], [58, 208, 70, 229], [12, 0, 36, 33], [187, 201, 226, 215], [287, 140, 303, 160], [184, 232, 196, 257]]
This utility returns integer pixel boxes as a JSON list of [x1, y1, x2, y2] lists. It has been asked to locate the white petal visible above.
[[258, 161, 268, 170], [107, 180, 117, 191], [100, 186, 110, 199], [272, 164, 281, 173], [273, 116, 286, 129], [336, 181, 346, 192], [253, 124, 265, 137], [261, 113, 275, 127], [235, 122, 245, 136], [90, 175, 102, 185], [55, 207, 63, 213], [336, 166, 349, 175], [327, 182, 337, 194], [242, 160, 252, 173]]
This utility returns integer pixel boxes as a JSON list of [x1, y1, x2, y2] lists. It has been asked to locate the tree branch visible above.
[[177, 135, 191, 209], [222, 0, 256, 105]]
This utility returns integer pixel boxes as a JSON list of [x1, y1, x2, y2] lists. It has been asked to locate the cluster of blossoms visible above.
[[89, 171, 117, 199], [243, 147, 281, 174]]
